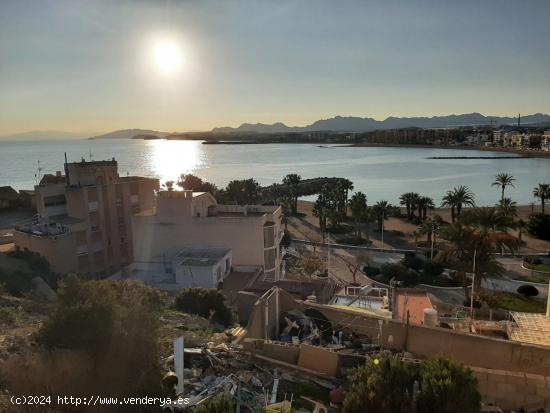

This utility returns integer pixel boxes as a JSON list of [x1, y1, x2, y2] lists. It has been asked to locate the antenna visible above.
[[89, 149, 94, 161], [37, 160, 43, 183]]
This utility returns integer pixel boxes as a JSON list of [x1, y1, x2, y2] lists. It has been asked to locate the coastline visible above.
[[336, 143, 550, 158], [200, 139, 550, 158]]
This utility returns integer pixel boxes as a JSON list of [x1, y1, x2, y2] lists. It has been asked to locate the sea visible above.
[[1, 139, 549, 206]]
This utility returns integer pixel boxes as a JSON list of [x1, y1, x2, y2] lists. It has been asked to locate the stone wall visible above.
[[472, 367, 550, 411]]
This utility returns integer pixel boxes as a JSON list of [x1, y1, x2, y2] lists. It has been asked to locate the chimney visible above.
[[55, 171, 62, 177]]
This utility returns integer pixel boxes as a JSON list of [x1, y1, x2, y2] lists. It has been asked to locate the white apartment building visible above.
[[492, 130, 514, 147], [542, 131, 550, 152], [131, 190, 284, 284]]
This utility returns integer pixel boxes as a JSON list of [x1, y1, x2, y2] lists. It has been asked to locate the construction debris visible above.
[[162, 340, 341, 412]]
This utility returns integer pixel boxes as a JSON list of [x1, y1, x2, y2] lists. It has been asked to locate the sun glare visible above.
[[152, 39, 183, 74]]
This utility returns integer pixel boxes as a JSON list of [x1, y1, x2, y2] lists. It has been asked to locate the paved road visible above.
[[288, 239, 549, 298]]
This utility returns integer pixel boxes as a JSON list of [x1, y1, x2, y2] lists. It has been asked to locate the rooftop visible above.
[[508, 312, 550, 347], [395, 290, 434, 325], [0, 186, 19, 200], [174, 247, 231, 267], [67, 158, 117, 167]]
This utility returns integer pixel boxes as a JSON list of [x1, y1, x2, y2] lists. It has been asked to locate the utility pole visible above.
[[430, 228, 435, 260], [381, 211, 385, 245], [327, 243, 330, 277], [470, 249, 477, 321]]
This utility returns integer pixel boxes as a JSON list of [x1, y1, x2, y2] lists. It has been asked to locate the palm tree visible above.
[[441, 191, 458, 223], [399, 192, 419, 220], [496, 197, 518, 221], [533, 183, 550, 213], [453, 185, 475, 217], [339, 179, 354, 219], [492, 173, 515, 201], [462, 207, 514, 235], [312, 187, 329, 241], [372, 200, 392, 232], [282, 173, 301, 214], [417, 196, 435, 221], [516, 219, 527, 244], [439, 208, 519, 295], [418, 214, 443, 244], [349, 192, 367, 239]]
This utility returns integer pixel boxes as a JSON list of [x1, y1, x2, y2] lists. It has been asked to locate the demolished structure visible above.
[[241, 287, 550, 411]]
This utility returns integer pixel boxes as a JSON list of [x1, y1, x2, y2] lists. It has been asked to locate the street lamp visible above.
[[470, 249, 477, 321]]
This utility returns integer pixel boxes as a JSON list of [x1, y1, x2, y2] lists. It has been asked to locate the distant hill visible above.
[[89, 129, 169, 140], [0, 130, 88, 141], [212, 113, 550, 133]]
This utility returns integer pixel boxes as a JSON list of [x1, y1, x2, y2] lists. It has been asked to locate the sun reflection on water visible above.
[[149, 140, 204, 184]]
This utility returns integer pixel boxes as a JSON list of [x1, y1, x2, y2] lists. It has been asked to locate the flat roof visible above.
[[395, 290, 433, 325], [174, 247, 231, 267], [509, 312, 550, 347], [50, 214, 84, 225]]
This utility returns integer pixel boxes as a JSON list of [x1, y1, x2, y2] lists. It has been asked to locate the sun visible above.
[[152, 39, 183, 74]]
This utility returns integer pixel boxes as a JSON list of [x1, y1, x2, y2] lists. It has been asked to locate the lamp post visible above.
[[470, 249, 477, 321], [430, 228, 435, 260], [381, 211, 385, 245]]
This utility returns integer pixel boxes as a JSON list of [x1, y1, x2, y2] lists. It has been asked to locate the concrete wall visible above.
[[405, 322, 550, 377], [14, 231, 77, 274], [472, 367, 550, 411], [246, 289, 550, 377], [297, 344, 340, 376]]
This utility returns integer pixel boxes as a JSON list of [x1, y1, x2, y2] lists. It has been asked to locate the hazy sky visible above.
[[1, 0, 549, 135]]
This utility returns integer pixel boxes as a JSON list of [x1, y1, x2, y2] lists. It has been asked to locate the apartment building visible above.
[[14, 158, 159, 277], [131, 190, 284, 283], [542, 130, 550, 152]]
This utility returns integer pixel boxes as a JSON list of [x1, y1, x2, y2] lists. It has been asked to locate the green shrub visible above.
[[0, 269, 33, 296], [174, 288, 233, 327], [402, 254, 424, 271], [35, 275, 164, 399], [363, 266, 380, 277], [517, 284, 539, 297], [343, 355, 481, 413], [343, 355, 417, 413], [381, 263, 419, 286], [0, 307, 17, 325], [422, 261, 444, 279], [1, 250, 58, 296], [417, 357, 481, 413], [527, 213, 550, 240]]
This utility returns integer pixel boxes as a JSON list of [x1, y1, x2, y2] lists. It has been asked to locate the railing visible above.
[[14, 215, 69, 237]]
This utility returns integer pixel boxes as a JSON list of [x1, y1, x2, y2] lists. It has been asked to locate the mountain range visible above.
[[4, 113, 550, 141], [89, 129, 169, 139], [211, 113, 550, 133], [0, 130, 89, 141]]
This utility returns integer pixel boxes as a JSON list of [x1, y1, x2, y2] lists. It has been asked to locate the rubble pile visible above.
[[163, 341, 340, 412]]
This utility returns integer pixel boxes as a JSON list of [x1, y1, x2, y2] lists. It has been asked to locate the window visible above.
[[44, 194, 66, 207], [88, 201, 98, 211]]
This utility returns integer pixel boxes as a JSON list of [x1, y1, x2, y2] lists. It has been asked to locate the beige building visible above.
[[14, 158, 159, 277], [132, 190, 284, 282], [542, 130, 550, 152]]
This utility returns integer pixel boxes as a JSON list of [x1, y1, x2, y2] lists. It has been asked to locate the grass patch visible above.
[[490, 293, 546, 313], [373, 273, 459, 287], [524, 263, 550, 273], [512, 273, 550, 283]]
